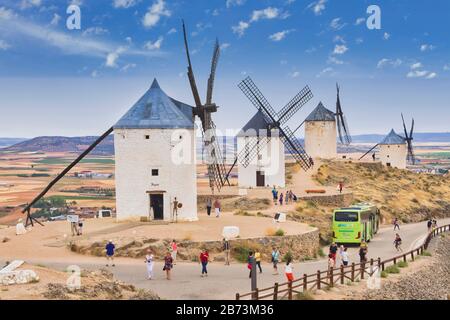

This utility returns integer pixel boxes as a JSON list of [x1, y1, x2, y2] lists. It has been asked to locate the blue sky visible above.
[[0, 0, 449, 138]]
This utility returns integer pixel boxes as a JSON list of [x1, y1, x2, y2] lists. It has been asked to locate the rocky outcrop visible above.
[[70, 229, 320, 262], [0, 270, 39, 285], [299, 193, 353, 207]]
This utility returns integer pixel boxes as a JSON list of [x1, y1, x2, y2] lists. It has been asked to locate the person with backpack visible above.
[[393, 217, 400, 231], [105, 240, 115, 267], [271, 247, 280, 275], [359, 242, 368, 263], [394, 233, 403, 252], [329, 242, 338, 263]]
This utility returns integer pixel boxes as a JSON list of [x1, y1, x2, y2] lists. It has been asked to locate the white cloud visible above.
[[383, 32, 390, 40], [420, 44, 435, 52], [232, 21, 249, 37], [328, 56, 343, 65], [407, 70, 429, 78], [355, 37, 363, 44], [121, 63, 137, 72], [411, 62, 422, 70], [105, 46, 126, 68], [50, 13, 61, 26], [82, 27, 109, 36], [91, 70, 98, 78], [354, 17, 365, 25], [250, 7, 288, 22], [269, 29, 294, 42], [444, 64, 450, 71], [226, 0, 246, 8], [316, 67, 333, 78], [333, 44, 348, 55], [212, 9, 220, 16], [289, 71, 300, 78], [0, 7, 15, 20], [426, 72, 437, 79], [167, 27, 176, 34], [377, 58, 402, 68], [0, 39, 11, 50], [220, 43, 230, 50], [307, 0, 327, 16], [20, 0, 42, 10], [113, 0, 139, 8], [142, 0, 171, 28], [330, 18, 346, 30], [333, 35, 345, 43], [144, 36, 163, 50]]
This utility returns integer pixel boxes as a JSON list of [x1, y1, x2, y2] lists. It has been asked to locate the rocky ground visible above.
[[0, 264, 159, 300]]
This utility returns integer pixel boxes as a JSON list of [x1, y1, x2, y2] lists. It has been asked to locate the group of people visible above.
[[205, 198, 222, 217], [271, 187, 297, 206], [70, 219, 84, 236], [427, 218, 438, 232], [327, 242, 350, 270]]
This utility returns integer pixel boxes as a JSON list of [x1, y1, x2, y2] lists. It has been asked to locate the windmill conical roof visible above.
[[379, 129, 406, 145], [305, 102, 336, 122], [237, 110, 271, 137], [114, 79, 195, 129]]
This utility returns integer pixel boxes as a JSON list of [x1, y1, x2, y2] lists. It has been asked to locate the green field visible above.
[[420, 152, 450, 159], [36, 157, 114, 165]]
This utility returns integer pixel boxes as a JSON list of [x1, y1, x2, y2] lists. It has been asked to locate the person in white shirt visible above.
[[145, 249, 154, 280], [285, 258, 294, 282], [340, 247, 349, 266]]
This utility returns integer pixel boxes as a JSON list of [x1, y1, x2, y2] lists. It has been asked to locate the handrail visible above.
[[235, 224, 449, 300]]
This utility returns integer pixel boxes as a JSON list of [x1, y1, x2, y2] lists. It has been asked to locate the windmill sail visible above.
[[335, 83, 351, 145], [401, 113, 416, 165]]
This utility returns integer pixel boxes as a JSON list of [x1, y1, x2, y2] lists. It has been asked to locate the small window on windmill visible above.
[[258, 154, 263, 161], [179, 135, 183, 140], [152, 169, 159, 176], [145, 135, 150, 140]]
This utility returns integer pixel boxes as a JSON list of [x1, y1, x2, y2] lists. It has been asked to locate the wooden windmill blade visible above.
[[278, 85, 313, 125], [281, 126, 312, 170], [182, 21, 203, 111], [236, 135, 270, 168], [335, 83, 352, 145], [359, 143, 379, 160], [206, 39, 220, 106], [238, 77, 279, 125]]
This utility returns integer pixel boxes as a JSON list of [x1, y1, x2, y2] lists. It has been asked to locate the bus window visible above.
[[334, 212, 358, 222]]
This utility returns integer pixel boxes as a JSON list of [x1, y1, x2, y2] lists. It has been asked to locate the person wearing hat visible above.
[[105, 240, 115, 267]]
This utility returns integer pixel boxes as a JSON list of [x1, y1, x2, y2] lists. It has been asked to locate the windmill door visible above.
[[256, 171, 265, 187], [150, 194, 164, 220]]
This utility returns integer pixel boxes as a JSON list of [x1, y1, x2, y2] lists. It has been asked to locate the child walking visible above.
[[285, 258, 294, 282], [145, 249, 154, 280]]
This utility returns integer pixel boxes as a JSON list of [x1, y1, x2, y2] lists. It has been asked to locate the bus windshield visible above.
[[334, 211, 358, 222]]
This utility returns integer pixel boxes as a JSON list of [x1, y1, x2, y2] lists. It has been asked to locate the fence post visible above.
[[393, 257, 397, 264], [377, 257, 381, 268], [273, 283, 279, 300], [303, 274, 307, 291], [317, 270, 321, 290], [411, 251, 414, 261], [403, 254, 407, 263], [329, 267, 334, 287], [252, 288, 259, 300], [351, 263, 355, 282], [236, 293, 240, 300], [288, 281, 293, 300], [340, 265, 344, 285], [381, 261, 385, 271], [361, 262, 365, 279]]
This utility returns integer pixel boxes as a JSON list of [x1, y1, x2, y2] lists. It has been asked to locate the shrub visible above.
[[397, 261, 408, 268], [282, 251, 293, 262], [385, 265, 400, 274], [265, 227, 277, 236], [232, 246, 250, 263], [317, 248, 326, 258], [275, 229, 285, 236], [295, 291, 314, 300], [420, 250, 432, 257], [380, 271, 388, 278]]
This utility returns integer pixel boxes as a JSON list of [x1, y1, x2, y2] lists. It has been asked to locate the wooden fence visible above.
[[236, 224, 449, 300]]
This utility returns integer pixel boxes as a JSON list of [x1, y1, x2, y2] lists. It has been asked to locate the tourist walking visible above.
[[279, 192, 284, 206], [271, 247, 280, 275], [214, 198, 221, 217], [432, 219, 437, 230], [170, 240, 178, 265], [163, 251, 174, 280], [271, 186, 278, 205], [338, 182, 344, 193], [206, 198, 212, 216], [254, 250, 262, 273], [359, 242, 368, 263], [285, 258, 294, 282], [393, 217, 400, 230], [329, 242, 338, 263], [144, 249, 154, 280], [427, 219, 433, 232], [200, 249, 209, 277], [394, 233, 403, 252], [77, 219, 84, 236], [105, 240, 115, 267], [340, 247, 349, 266], [223, 238, 231, 265], [247, 251, 254, 278], [70, 221, 78, 236], [327, 253, 335, 273], [372, 153, 376, 161], [288, 190, 293, 203]]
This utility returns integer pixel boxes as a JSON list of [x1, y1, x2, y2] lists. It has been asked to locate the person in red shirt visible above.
[[200, 249, 209, 277]]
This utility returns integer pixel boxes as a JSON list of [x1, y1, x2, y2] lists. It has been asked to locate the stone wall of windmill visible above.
[[378, 129, 408, 169], [304, 102, 337, 159]]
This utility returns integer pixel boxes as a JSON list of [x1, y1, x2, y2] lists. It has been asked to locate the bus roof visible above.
[[334, 203, 378, 212]]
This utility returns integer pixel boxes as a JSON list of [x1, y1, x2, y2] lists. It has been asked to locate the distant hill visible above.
[[1, 136, 114, 155], [0, 138, 27, 148], [2, 132, 450, 155]]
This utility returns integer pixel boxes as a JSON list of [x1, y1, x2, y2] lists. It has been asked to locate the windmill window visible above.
[[152, 169, 159, 176], [179, 135, 183, 140], [258, 155, 263, 160], [145, 135, 150, 140]]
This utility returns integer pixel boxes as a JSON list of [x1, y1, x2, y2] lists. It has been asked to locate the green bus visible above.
[[332, 203, 381, 244]]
